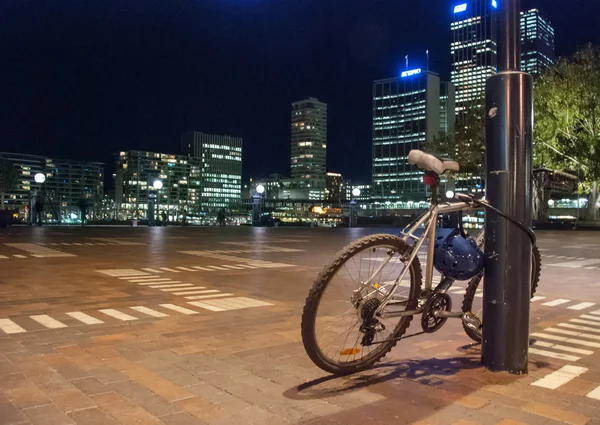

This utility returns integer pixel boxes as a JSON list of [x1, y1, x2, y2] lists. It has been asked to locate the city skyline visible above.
[[0, 1, 595, 184]]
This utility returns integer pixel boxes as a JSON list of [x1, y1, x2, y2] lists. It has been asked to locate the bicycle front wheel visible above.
[[301, 234, 421, 375], [461, 244, 542, 343]]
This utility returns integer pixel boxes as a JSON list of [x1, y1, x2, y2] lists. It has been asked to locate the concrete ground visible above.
[[1, 226, 600, 425]]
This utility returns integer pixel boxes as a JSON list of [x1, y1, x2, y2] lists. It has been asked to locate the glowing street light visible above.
[[256, 184, 265, 195], [34, 173, 46, 184], [352, 188, 361, 198], [446, 190, 455, 199], [153, 180, 163, 190]]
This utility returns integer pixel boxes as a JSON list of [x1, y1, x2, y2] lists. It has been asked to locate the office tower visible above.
[[440, 81, 457, 135], [521, 9, 555, 74], [290, 97, 327, 186], [116, 150, 202, 220], [451, 0, 498, 117], [0, 152, 103, 221], [325, 172, 345, 202], [181, 131, 243, 213], [372, 70, 453, 201]]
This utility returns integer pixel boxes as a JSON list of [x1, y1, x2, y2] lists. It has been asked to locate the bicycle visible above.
[[300, 150, 541, 375]]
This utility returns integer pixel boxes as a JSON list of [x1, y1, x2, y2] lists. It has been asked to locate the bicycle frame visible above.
[[362, 186, 480, 315]]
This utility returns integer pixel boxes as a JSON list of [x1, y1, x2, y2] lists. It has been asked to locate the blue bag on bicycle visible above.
[[433, 228, 484, 281]]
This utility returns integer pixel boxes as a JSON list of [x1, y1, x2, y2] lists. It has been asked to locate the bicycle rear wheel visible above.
[[461, 244, 541, 343], [301, 234, 421, 375]]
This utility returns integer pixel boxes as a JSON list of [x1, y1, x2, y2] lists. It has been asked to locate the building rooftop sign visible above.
[[454, 3, 468, 13], [401, 68, 422, 78]]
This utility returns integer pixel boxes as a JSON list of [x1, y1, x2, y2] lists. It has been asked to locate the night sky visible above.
[[1, 0, 598, 184]]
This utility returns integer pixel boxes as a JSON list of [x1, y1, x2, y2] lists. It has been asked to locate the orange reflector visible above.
[[339, 348, 361, 356]]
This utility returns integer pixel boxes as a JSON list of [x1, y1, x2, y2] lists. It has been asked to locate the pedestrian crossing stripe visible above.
[[0, 297, 275, 334]]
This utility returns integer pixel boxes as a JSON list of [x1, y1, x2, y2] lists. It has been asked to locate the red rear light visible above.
[[423, 174, 439, 186]]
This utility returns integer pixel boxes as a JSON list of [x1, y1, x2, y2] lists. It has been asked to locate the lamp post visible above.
[[252, 185, 265, 227], [153, 180, 163, 226], [30, 173, 46, 226], [482, 0, 533, 374], [349, 188, 360, 228]]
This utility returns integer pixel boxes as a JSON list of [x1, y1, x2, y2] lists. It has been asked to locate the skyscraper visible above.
[[451, 0, 498, 117], [290, 97, 327, 187], [372, 70, 454, 201], [521, 9, 555, 75], [181, 131, 243, 213], [440, 81, 457, 135]]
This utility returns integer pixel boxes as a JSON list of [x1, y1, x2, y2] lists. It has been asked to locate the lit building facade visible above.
[[325, 172, 345, 202], [116, 151, 201, 220], [521, 9, 555, 75], [291, 97, 327, 187], [0, 152, 103, 222], [372, 70, 451, 201], [181, 131, 243, 213], [440, 81, 457, 135], [451, 0, 498, 117]]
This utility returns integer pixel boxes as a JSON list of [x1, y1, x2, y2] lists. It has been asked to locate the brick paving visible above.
[[1, 227, 600, 424]]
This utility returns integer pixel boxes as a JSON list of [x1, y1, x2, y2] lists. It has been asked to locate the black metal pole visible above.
[[482, 0, 533, 373]]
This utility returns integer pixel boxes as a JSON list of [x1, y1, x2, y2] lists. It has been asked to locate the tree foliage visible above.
[[534, 44, 600, 186], [424, 109, 486, 175], [0, 159, 18, 211]]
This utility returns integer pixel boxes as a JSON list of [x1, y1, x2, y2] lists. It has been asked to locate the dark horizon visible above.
[[1, 0, 598, 184]]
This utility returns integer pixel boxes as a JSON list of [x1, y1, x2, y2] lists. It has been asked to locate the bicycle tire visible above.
[[461, 244, 542, 343], [301, 234, 422, 375]]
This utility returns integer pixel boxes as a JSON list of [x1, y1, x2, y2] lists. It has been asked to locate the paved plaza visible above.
[[1, 226, 600, 424]]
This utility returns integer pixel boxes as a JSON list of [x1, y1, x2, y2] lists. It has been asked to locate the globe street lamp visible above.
[[352, 188, 361, 198], [34, 173, 46, 184], [256, 184, 265, 195], [153, 180, 163, 190], [253, 185, 265, 227]]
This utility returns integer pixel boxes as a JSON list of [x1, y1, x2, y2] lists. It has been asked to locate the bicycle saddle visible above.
[[408, 150, 460, 175]]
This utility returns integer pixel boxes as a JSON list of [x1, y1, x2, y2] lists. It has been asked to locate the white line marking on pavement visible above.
[[119, 275, 156, 280], [544, 327, 600, 341], [130, 306, 168, 318], [587, 386, 600, 400], [0, 319, 26, 334], [185, 293, 234, 300], [549, 259, 600, 268], [136, 280, 181, 286], [66, 312, 104, 325], [84, 243, 95, 246], [206, 266, 229, 271], [589, 310, 600, 316], [580, 315, 600, 322], [73, 243, 84, 246], [4, 243, 75, 258], [531, 365, 588, 390], [189, 297, 273, 311], [474, 293, 483, 298], [151, 283, 194, 289], [531, 340, 594, 355], [176, 267, 197, 272], [0, 255, 8, 259], [159, 304, 198, 315], [529, 347, 580, 362], [558, 323, 600, 334], [30, 314, 67, 329], [187, 301, 225, 312], [99, 309, 138, 321], [159, 267, 180, 273], [127, 278, 173, 284], [97, 269, 148, 277], [159, 286, 204, 292], [13, 255, 27, 259], [173, 289, 220, 296], [141, 268, 163, 273], [235, 264, 259, 269], [568, 302, 596, 311], [531, 332, 600, 348], [570, 318, 600, 327], [531, 296, 546, 302], [192, 266, 213, 271], [542, 299, 570, 307], [221, 265, 245, 270]]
